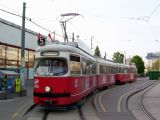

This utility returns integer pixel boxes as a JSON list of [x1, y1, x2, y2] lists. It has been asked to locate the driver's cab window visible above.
[[52, 60, 67, 76], [34, 58, 68, 76]]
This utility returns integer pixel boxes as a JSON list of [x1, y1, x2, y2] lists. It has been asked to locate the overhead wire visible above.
[[149, 2, 160, 18], [26, 18, 62, 37], [0, 8, 22, 18], [146, 2, 160, 42], [127, 1, 160, 43], [0, 8, 70, 39]]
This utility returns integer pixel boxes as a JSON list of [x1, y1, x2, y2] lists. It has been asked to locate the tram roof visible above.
[[95, 57, 117, 66], [116, 63, 137, 68], [95, 57, 135, 68], [36, 42, 94, 60]]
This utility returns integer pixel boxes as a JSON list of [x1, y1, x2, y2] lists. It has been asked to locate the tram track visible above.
[[23, 104, 87, 120], [127, 81, 158, 120], [40, 107, 86, 120], [42, 110, 50, 120], [78, 107, 86, 120], [138, 82, 158, 120], [23, 104, 38, 116], [23, 92, 97, 120]]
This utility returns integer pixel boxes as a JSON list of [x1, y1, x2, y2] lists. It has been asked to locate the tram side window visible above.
[[129, 68, 132, 73], [132, 68, 134, 73], [104, 66, 106, 74], [70, 55, 81, 75], [111, 67, 115, 74], [132, 68, 136, 73], [100, 65, 103, 74], [112, 67, 115, 74], [115, 67, 118, 73], [82, 57, 87, 75], [91, 63, 96, 74], [124, 68, 128, 73], [106, 66, 109, 74], [118, 68, 122, 73], [108, 66, 111, 74], [122, 68, 124, 73], [100, 65, 106, 74], [82, 57, 96, 75]]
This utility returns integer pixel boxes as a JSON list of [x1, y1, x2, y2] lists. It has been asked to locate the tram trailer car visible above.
[[33, 43, 97, 107], [115, 64, 137, 84], [96, 57, 116, 89], [128, 64, 137, 82]]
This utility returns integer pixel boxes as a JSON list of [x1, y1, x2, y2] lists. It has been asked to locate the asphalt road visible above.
[[94, 78, 154, 120]]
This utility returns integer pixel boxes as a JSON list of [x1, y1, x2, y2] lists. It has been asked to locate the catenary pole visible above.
[[20, 2, 26, 89]]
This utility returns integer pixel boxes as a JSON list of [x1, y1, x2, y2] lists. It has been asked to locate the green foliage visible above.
[[131, 55, 145, 74], [112, 52, 124, 63], [94, 46, 101, 57]]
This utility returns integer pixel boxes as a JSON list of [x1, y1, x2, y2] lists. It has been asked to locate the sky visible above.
[[0, 0, 160, 61]]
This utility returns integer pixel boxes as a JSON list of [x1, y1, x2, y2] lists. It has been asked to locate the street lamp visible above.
[[91, 36, 94, 49]]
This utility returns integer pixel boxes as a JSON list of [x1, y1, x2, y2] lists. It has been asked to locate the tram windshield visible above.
[[34, 58, 68, 76]]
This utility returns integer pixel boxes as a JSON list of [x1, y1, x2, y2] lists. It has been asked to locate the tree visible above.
[[94, 45, 101, 57], [131, 55, 145, 74], [112, 52, 124, 63]]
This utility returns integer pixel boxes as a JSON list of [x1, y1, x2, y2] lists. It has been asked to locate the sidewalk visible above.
[[0, 80, 34, 120], [143, 81, 160, 120], [137, 77, 149, 81]]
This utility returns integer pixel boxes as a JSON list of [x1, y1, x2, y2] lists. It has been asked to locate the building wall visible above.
[[0, 18, 39, 79], [0, 18, 38, 49]]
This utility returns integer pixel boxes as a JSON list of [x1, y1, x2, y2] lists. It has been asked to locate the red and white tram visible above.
[[33, 42, 97, 107], [33, 42, 137, 108]]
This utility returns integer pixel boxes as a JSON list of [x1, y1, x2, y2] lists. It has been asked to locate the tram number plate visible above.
[[44, 100, 52, 105]]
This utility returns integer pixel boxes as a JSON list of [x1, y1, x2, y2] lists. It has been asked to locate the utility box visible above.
[[149, 71, 160, 80], [0, 70, 20, 93]]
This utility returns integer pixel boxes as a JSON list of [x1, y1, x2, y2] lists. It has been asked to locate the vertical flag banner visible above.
[[46, 33, 53, 43]]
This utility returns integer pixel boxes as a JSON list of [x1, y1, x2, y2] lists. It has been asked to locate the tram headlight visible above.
[[45, 86, 51, 93]]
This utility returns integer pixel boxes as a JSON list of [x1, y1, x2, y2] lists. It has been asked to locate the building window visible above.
[[0, 59, 5, 68], [29, 51, 34, 62], [0, 43, 35, 69], [6, 46, 18, 61]]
